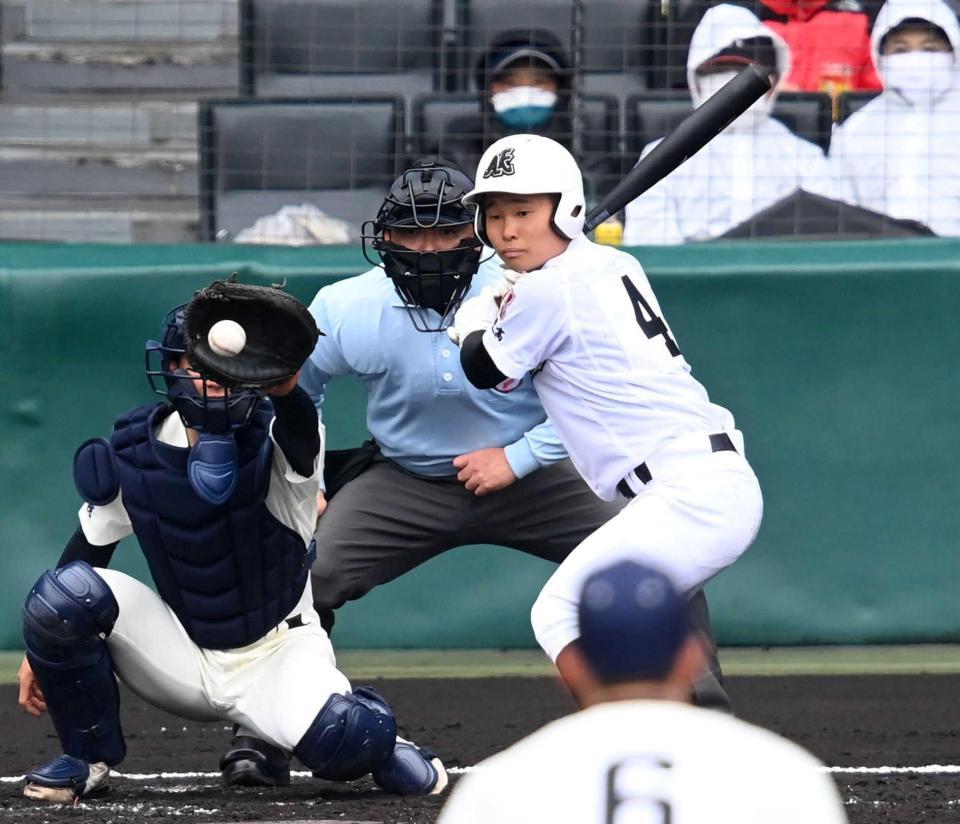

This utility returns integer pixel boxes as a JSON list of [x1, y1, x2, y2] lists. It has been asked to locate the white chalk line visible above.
[[2, 764, 958, 784]]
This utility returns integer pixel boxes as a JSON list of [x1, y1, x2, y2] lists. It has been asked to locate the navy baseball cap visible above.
[[577, 561, 691, 684]]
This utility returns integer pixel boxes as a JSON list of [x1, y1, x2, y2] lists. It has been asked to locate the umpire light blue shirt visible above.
[[299, 258, 566, 479]]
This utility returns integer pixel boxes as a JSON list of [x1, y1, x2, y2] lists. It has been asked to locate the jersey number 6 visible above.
[[621, 276, 681, 357]]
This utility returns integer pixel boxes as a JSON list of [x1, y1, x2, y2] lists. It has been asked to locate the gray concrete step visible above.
[[2, 40, 238, 92], [0, 194, 199, 242], [19, 0, 237, 43], [0, 145, 198, 196], [0, 100, 197, 146]]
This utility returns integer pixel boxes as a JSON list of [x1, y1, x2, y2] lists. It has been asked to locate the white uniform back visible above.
[[438, 701, 848, 824], [483, 235, 736, 500]]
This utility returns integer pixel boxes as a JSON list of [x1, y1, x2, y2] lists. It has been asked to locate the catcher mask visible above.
[[145, 306, 262, 505], [362, 158, 484, 333]]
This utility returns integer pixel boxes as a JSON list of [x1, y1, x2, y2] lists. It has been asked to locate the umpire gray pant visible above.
[[311, 454, 731, 711]]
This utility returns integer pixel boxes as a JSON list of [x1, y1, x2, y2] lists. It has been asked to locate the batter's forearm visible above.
[[460, 331, 508, 389]]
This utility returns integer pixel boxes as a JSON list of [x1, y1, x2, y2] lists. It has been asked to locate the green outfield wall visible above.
[[1, 238, 958, 649]]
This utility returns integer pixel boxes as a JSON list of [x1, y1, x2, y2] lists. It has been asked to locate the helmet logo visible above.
[[482, 148, 516, 179]]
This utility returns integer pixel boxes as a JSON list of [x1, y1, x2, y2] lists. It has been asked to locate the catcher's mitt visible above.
[[183, 279, 321, 388]]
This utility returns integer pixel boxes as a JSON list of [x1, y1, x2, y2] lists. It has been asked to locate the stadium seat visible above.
[[198, 97, 405, 241], [580, 0, 649, 97], [240, 0, 446, 96], [625, 91, 833, 159], [836, 91, 881, 125]]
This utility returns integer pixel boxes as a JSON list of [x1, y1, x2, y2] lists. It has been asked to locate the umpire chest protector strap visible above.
[[77, 402, 309, 650]]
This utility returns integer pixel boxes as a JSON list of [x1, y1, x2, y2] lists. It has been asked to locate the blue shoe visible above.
[[24, 755, 110, 802], [372, 740, 448, 796]]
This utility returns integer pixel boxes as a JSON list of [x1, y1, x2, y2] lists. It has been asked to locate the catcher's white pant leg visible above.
[[98, 569, 220, 721], [531, 454, 763, 662], [216, 613, 351, 752]]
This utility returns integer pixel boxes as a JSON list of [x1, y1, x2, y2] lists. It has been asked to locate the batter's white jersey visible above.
[[484, 234, 736, 501], [438, 701, 848, 824]]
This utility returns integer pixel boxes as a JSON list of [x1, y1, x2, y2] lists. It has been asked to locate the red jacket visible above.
[[761, 0, 883, 92]]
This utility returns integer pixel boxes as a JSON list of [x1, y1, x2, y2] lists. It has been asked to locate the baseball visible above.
[[208, 319, 246, 358]]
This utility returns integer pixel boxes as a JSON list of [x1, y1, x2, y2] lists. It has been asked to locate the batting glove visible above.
[[447, 287, 500, 346]]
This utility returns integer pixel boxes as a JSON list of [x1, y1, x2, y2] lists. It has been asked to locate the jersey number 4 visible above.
[[621, 276, 681, 357]]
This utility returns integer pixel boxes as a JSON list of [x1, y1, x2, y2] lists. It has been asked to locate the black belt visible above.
[[285, 613, 306, 630], [616, 433, 737, 499]]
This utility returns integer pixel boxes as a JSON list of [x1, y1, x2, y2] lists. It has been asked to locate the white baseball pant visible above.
[[97, 569, 350, 752], [531, 438, 763, 661]]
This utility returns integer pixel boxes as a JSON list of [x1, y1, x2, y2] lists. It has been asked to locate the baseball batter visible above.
[[437, 560, 847, 824], [450, 134, 763, 700], [16, 304, 445, 801]]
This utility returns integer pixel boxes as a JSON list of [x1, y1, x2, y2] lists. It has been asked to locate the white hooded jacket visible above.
[[829, 0, 960, 235], [623, 4, 834, 245]]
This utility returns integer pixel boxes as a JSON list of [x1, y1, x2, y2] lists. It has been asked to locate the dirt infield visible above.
[[0, 674, 957, 823]]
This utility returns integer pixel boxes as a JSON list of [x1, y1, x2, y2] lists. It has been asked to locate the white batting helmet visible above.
[[463, 134, 585, 244]]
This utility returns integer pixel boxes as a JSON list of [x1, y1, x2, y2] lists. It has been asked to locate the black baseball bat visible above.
[[584, 64, 773, 232]]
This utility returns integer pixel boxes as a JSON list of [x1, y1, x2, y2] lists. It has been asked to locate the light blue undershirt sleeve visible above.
[[502, 418, 568, 479]]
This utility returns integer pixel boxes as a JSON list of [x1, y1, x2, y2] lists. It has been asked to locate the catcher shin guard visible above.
[[293, 687, 397, 781], [372, 740, 448, 796], [22, 562, 126, 766]]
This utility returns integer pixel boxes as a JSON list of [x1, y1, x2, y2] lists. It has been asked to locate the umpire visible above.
[[221, 158, 730, 785]]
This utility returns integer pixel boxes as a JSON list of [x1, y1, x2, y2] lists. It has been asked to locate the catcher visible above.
[[16, 281, 446, 802]]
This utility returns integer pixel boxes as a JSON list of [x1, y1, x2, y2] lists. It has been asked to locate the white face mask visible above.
[[880, 51, 955, 106], [695, 70, 774, 130]]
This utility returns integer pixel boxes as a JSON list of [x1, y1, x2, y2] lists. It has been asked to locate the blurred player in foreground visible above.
[[16, 300, 445, 801], [437, 560, 848, 824], [450, 134, 763, 703]]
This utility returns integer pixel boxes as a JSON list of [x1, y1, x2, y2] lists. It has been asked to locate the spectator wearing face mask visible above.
[[434, 30, 618, 198], [829, 0, 960, 235], [436, 29, 572, 181], [624, 4, 834, 245]]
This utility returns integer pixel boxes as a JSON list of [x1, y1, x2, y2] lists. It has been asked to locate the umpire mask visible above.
[[362, 159, 484, 332], [145, 307, 263, 505]]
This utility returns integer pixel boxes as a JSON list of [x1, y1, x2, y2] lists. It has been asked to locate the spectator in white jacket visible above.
[[829, 0, 960, 235], [623, 4, 834, 245]]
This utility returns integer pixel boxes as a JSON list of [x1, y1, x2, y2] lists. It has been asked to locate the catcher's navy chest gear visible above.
[[73, 401, 309, 650]]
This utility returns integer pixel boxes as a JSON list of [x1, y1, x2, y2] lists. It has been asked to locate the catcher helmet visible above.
[[463, 134, 585, 244], [362, 158, 484, 332], [145, 306, 261, 435]]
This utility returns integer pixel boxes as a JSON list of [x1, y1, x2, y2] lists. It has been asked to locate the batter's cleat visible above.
[[24, 755, 110, 802], [220, 735, 291, 788], [372, 740, 448, 796]]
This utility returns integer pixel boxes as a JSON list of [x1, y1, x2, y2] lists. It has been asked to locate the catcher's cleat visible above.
[[24, 755, 110, 802], [372, 739, 448, 796], [220, 735, 291, 788]]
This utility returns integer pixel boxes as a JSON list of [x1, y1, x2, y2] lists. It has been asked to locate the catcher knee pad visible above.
[[22, 562, 125, 766], [293, 687, 397, 781]]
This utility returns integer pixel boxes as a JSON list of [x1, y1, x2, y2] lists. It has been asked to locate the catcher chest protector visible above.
[[74, 402, 309, 650]]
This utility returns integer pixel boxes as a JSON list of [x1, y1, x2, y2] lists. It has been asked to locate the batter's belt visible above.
[[617, 431, 741, 499]]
